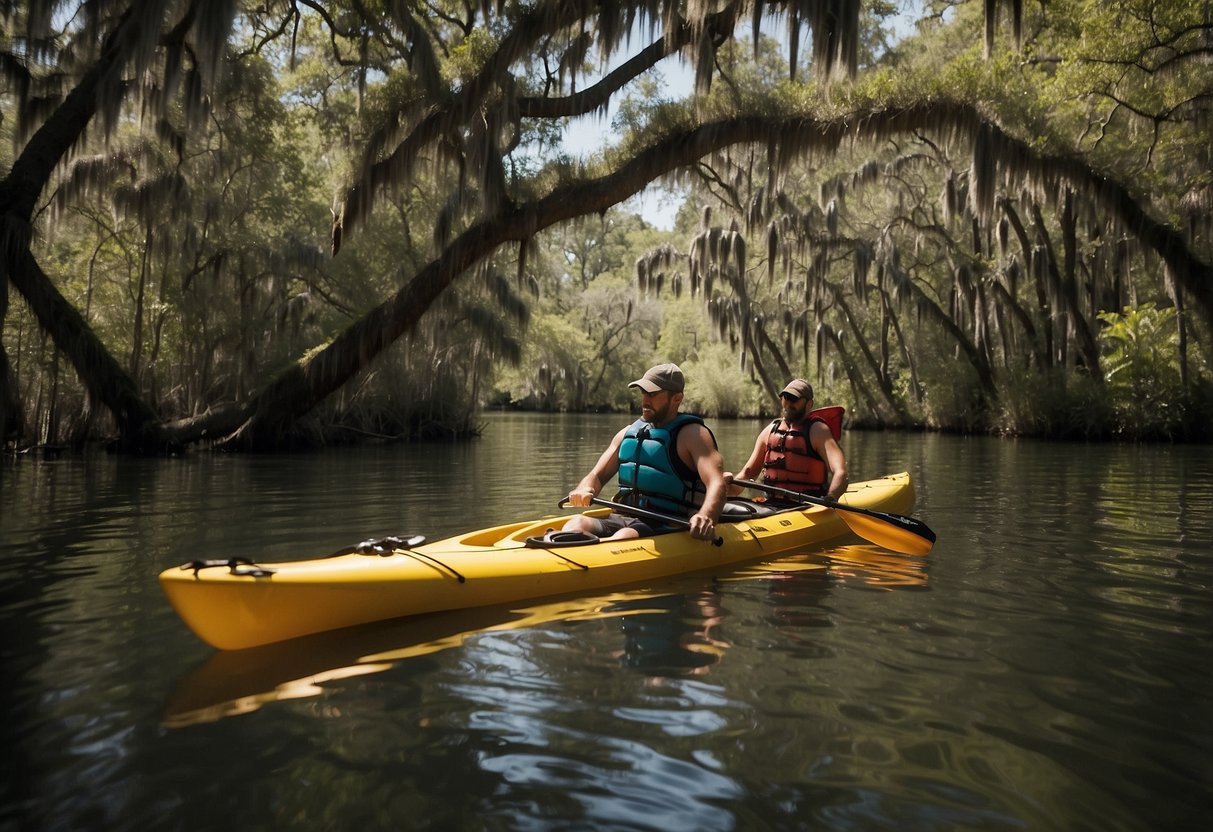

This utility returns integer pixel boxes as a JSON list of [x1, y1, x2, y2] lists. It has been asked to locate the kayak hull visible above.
[[160, 472, 916, 650]]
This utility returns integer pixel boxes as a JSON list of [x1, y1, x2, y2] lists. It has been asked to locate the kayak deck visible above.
[[160, 472, 916, 650]]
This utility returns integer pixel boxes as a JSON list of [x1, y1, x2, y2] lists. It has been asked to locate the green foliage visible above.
[[493, 311, 592, 410], [1098, 304, 1184, 438], [6, 0, 1212, 450], [653, 298, 708, 365], [915, 345, 988, 433], [996, 367, 1112, 439], [490, 215, 664, 412], [982, 303, 1211, 441], [682, 343, 759, 419], [447, 26, 499, 83]]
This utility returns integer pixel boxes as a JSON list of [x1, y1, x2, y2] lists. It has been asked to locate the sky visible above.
[[559, 59, 694, 230]]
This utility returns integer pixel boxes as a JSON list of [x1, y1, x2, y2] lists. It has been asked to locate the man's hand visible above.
[[688, 512, 717, 541], [565, 487, 595, 507], [723, 471, 743, 497]]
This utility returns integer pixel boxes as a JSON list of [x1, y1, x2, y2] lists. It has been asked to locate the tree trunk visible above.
[[1035, 199, 1102, 376], [988, 279, 1039, 365], [0, 5, 166, 450], [821, 325, 886, 426], [745, 325, 781, 400], [753, 325, 792, 392], [5, 250, 165, 450], [999, 199, 1051, 370], [0, 277, 24, 442], [834, 290, 910, 422], [906, 278, 998, 401], [131, 227, 150, 380], [231, 104, 1213, 448], [884, 291, 925, 403]]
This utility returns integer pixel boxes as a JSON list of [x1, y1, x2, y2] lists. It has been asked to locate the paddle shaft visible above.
[[733, 478, 936, 554], [734, 478, 914, 522], [560, 496, 724, 546]]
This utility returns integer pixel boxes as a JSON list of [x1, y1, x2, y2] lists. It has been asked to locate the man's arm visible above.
[[682, 425, 727, 540], [727, 425, 772, 496], [565, 427, 626, 506], [810, 421, 848, 500]]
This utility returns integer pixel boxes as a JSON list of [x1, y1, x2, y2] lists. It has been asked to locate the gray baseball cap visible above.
[[780, 378, 814, 400]]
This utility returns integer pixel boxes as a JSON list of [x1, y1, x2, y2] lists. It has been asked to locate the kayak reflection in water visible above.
[[562, 363, 727, 542], [610, 590, 730, 676]]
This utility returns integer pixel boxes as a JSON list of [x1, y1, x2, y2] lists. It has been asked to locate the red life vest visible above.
[[761, 406, 844, 495]]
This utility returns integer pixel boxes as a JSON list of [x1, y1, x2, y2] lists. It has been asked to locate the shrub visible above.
[[1098, 304, 1185, 439]]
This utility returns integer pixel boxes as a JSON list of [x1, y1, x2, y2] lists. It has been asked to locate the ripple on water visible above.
[[3, 434, 1212, 832], [480, 744, 742, 831]]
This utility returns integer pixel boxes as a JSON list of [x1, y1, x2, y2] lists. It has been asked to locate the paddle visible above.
[[733, 479, 936, 556], [559, 496, 724, 546]]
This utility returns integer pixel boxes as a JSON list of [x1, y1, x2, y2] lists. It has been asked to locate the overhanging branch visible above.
[[227, 99, 1213, 446]]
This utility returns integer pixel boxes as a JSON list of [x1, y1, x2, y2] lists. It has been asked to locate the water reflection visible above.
[[165, 592, 661, 727], [7, 424, 1212, 832], [164, 543, 928, 727], [743, 543, 931, 590]]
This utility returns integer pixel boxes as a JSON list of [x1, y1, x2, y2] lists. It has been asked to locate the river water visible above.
[[1, 413, 1210, 830]]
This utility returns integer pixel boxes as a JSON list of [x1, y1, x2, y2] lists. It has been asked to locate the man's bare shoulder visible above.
[[672, 419, 714, 450], [808, 418, 840, 448]]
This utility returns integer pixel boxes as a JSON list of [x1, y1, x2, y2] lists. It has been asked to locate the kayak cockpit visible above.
[[518, 499, 801, 549]]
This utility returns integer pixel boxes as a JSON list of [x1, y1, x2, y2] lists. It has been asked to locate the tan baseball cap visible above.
[[629, 363, 685, 394]]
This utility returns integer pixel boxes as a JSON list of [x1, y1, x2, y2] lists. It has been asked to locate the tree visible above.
[[627, 1, 1213, 434], [3, 0, 1210, 450]]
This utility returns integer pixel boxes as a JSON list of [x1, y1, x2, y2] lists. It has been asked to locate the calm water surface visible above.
[[1, 413, 1211, 830]]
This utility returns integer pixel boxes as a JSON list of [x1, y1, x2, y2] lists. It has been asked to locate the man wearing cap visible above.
[[728, 378, 848, 500], [564, 363, 727, 541]]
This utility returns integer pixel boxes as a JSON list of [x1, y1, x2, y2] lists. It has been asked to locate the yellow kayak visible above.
[[160, 472, 918, 650]]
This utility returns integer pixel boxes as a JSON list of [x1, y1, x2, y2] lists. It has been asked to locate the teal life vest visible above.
[[617, 414, 714, 515]]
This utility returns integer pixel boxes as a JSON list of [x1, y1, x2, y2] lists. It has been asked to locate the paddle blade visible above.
[[836, 508, 936, 556]]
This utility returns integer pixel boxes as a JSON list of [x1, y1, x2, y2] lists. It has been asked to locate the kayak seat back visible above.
[[719, 499, 782, 522]]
